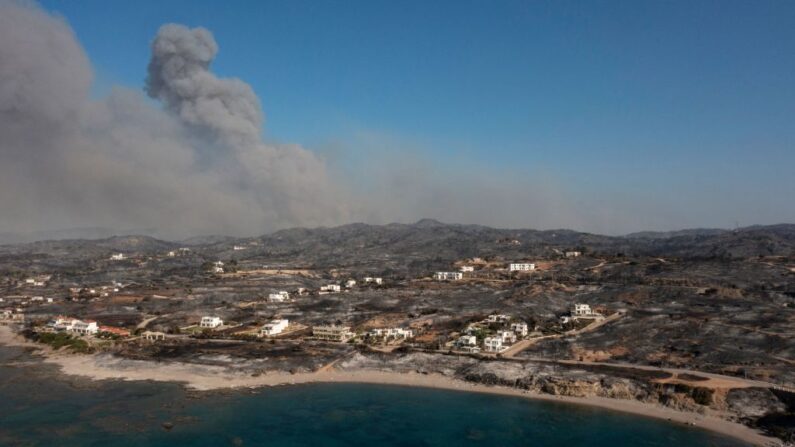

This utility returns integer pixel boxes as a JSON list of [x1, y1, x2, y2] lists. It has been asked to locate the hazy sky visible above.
[[6, 0, 795, 236]]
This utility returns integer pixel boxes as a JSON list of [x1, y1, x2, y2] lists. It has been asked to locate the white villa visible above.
[[313, 324, 354, 342], [260, 319, 289, 337], [457, 335, 478, 347], [434, 271, 463, 281], [109, 253, 126, 261], [200, 316, 223, 328], [233, 245, 246, 251], [345, 279, 357, 288], [497, 330, 517, 344], [510, 322, 529, 337], [483, 336, 504, 352], [565, 251, 582, 258], [561, 304, 603, 324], [320, 284, 341, 293], [269, 291, 290, 302], [456, 335, 480, 352], [509, 263, 536, 272], [363, 277, 383, 285], [368, 327, 414, 339], [71, 320, 99, 335], [53, 316, 98, 335], [460, 266, 475, 272]]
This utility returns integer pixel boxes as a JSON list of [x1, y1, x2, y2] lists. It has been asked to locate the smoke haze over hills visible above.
[[0, 0, 792, 240]]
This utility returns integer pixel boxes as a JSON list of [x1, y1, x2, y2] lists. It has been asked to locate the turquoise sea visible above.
[[0, 346, 747, 446]]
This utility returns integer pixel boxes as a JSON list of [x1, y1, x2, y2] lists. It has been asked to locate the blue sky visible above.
[[38, 0, 795, 231]]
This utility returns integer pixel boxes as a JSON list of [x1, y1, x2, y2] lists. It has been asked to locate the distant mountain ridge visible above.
[[1, 220, 794, 260]]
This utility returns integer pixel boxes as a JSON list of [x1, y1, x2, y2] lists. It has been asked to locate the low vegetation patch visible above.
[[34, 332, 94, 354]]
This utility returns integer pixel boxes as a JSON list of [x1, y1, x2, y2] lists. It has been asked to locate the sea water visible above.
[[0, 346, 747, 446]]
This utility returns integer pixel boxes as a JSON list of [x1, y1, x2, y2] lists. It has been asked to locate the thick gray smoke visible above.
[[145, 25, 262, 146], [0, 1, 349, 239], [1, 0, 690, 239]]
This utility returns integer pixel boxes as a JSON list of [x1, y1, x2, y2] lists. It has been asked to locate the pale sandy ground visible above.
[[0, 326, 781, 446]]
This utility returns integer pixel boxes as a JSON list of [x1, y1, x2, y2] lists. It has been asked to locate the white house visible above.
[[200, 316, 223, 328], [320, 284, 341, 293], [497, 330, 517, 345], [572, 303, 599, 317], [25, 278, 46, 287], [565, 251, 582, 258], [509, 263, 536, 272], [345, 279, 357, 288], [363, 277, 383, 285], [510, 322, 529, 337], [561, 304, 603, 324], [233, 245, 246, 251], [260, 319, 289, 337], [457, 335, 478, 347], [368, 327, 414, 339], [456, 335, 479, 352], [483, 336, 504, 352], [313, 324, 354, 342], [71, 320, 99, 335], [460, 266, 475, 272], [53, 316, 74, 331], [434, 272, 463, 281], [486, 314, 510, 324], [269, 291, 290, 302], [53, 316, 98, 335], [110, 253, 126, 261]]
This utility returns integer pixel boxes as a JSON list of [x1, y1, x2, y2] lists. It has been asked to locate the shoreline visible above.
[[0, 326, 779, 446]]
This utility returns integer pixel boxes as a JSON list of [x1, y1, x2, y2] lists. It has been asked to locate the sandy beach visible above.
[[0, 325, 780, 446]]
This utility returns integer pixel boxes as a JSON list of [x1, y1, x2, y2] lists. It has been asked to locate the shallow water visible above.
[[0, 346, 747, 446]]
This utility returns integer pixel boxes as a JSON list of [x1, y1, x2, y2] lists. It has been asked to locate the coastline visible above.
[[0, 326, 779, 447]]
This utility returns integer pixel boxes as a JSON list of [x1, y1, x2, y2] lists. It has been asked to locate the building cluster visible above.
[[24, 275, 50, 287], [455, 314, 530, 353], [166, 247, 191, 257]]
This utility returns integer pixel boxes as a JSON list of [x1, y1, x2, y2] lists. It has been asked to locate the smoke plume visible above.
[[0, 1, 349, 238]]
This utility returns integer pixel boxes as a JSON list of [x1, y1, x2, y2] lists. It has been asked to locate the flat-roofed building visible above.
[[509, 263, 536, 272], [260, 319, 289, 337], [434, 272, 463, 281], [313, 324, 354, 342]]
